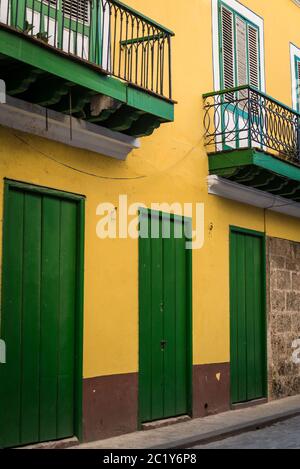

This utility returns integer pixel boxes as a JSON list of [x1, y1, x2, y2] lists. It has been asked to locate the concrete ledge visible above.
[[0, 96, 140, 160]]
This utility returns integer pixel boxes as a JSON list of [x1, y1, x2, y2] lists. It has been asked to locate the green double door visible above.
[[0, 181, 83, 448], [230, 228, 267, 405], [139, 210, 192, 424]]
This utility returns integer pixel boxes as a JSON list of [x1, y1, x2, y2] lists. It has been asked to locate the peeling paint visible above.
[[292, 339, 300, 365]]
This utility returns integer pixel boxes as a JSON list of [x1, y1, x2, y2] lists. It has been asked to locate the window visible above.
[[212, 1, 264, 151], [62, 0, 90, 25], [220, 3, 260, 92], [212, 0, 265, 93]]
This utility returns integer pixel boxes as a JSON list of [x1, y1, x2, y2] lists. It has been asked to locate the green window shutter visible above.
[[248, 25, 259, 89]]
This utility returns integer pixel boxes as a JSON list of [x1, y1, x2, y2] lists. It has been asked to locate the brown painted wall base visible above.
[[82, 364, 230, 443], [193, 363, 230, 418], [83, 373, 138, 442]]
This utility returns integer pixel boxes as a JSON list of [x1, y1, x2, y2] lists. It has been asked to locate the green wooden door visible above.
[[0, 182, 83, 448], [230, 227, 267, 405], [139, 210, 192, 424]]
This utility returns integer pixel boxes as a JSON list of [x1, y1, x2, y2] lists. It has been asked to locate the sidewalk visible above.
[[73, 395, 300, 449]]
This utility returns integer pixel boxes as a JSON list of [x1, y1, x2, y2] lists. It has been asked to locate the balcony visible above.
[[0, 0, 174, 144], [203, 86, 300, 215]]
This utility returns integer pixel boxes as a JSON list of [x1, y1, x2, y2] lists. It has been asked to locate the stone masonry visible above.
[[267, 237, 300, 399]]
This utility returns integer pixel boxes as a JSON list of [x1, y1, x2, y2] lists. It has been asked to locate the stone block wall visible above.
[[267, 237, 300, 399]]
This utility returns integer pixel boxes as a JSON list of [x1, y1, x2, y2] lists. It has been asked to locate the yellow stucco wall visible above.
[[1, 0, 300, 379]]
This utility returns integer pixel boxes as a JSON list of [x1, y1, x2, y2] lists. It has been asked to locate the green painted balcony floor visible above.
[[0, 26, 174, 138], [208, 148, 300, 203]]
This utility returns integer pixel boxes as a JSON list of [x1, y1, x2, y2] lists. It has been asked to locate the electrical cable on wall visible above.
[[10, 130, 203, 182]]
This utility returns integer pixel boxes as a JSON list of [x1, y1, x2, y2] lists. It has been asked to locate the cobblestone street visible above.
[[195, 416, 300, 449]]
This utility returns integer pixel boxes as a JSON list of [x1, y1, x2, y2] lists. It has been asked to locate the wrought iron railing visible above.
[[203, 85, 300, 164], [0, 0, 174, 99]]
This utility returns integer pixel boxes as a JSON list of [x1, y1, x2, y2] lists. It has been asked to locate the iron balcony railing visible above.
[[0, 0, 174, 100], [203, 85, 300, 165]]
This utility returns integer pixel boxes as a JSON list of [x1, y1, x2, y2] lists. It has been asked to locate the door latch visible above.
[[160, 340, 167, 351], [0, 339, 6, 364]]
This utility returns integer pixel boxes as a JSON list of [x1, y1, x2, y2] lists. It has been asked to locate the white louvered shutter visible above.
[[62, 0, 90, 24], [221, 6, 235, 96], [248, 25, 259, 89], [236, 17, 247, 87]]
